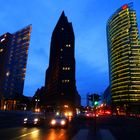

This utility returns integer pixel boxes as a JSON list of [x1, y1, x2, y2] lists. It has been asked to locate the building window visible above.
[[60, 48, 63, 51], [0, 49, 3, 52], [61, 27, 64, 31], [1, 38, 5, 42], [66, 44, 71, 48], [6, 71, 10, 77], [62, 67, 71, 71], [62, 79, 70, 83]]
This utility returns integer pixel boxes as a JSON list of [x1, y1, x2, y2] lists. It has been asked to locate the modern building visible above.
[[35, 12, 80, 111], [103, 86, 111, 106], [107, 3, 140, 113], [0, 25, 32, 110]]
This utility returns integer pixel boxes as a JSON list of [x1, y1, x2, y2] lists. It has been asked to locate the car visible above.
[[50, 116, 69, 128], [23, 113, 46, 126]]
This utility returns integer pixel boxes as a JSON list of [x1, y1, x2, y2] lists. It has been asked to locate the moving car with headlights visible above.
[[50, 116, 68, 128], [23, 113, 46, 126]]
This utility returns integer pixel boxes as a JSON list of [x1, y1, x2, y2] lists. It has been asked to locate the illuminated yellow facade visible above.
[[107, 3, 140, 108]]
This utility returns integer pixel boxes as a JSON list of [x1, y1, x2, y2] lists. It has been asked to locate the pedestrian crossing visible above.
[[71, 129, 89, 140], [99, 129, 116, 140], [71, 128, 116, 140]]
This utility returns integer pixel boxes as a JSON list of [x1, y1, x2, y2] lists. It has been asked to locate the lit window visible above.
[[61, 27, 64, 30], [60, 48, 63, 51], [0, 49, 3, 52], [1, 38, 5, 42], [62, 79, 70, 83], [66, 44, 71, 48], [6, 71, 10, 77], [62, 67, 71, 71], [23, 36, 28, 40]]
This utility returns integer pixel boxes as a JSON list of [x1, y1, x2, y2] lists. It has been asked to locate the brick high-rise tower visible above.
[[43, 12, 80, 109]]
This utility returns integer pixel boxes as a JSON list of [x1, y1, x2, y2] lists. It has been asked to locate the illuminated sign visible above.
[[122, 4, 128, 10]]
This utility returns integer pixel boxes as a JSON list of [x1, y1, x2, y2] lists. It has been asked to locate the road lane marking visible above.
[[11, 130, 40, 140], [99, 129, 116, 140], [71, 129, 89, 140]]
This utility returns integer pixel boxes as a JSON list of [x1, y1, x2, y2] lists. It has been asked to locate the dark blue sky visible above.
[[0, 0, 140, 105]]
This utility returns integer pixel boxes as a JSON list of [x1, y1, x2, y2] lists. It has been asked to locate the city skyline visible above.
[[0, 0, 140, 105]]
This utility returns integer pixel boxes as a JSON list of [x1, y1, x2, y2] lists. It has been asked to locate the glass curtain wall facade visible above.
[[107, 3, 140, 111], [0, 25, 32, 100]]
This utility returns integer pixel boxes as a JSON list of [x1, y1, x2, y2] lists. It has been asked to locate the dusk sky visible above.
[[0, 0, 140, 105]]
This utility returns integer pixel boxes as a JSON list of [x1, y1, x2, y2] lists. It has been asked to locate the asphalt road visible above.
[[0, 111, 140, 140]]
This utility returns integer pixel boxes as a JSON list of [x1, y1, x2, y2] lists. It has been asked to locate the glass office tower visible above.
[[107, 3, 140, 112], [0, 25, 32, 100]]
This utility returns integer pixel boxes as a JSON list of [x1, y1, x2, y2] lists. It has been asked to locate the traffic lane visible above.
[[0, 117, 89, 140], [0, 125, 70, 140], [0, 127, 41, 140]]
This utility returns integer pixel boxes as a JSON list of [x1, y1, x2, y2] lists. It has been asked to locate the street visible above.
[[0, 111, 140, 140]]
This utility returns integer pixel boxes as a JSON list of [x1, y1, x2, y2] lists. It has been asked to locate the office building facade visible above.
[[42, 12, 80, 109], [0, 25, 31, 109], [107, 3, 140, 112]]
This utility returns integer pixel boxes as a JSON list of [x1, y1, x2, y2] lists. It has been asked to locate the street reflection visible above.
[[13, 127, 41, 140], [43, 129, 68, 140]]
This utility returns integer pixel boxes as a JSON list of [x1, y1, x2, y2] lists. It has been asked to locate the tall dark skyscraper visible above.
[[36, 12, 80, 110], [107, 3, 140, 112], [0, 25, 31, 109]]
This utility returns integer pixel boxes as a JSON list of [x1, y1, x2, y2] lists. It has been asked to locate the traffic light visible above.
[[94, 101, 98, 106], [93, 94, 101, 106], [93, 94, 101, 101], [88, 93, 101, 106], [88, 94, 93, 101]]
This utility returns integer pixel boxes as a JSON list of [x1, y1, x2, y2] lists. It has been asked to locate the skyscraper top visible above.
[[56, 11, 68, 26], [53, 11, 74, 36], [108, 3, 134, 23], [13, 24, 32, 35]]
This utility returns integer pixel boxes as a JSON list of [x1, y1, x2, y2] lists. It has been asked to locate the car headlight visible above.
[[34, 118, 38, 122], [24, 118, 28, 121], [51, 119, 56, 125], [64, 112, 68, 116], [61, 120, 66, 125]]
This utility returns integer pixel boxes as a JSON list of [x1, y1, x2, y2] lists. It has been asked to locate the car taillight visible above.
[[86, 114, 89, 117]]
